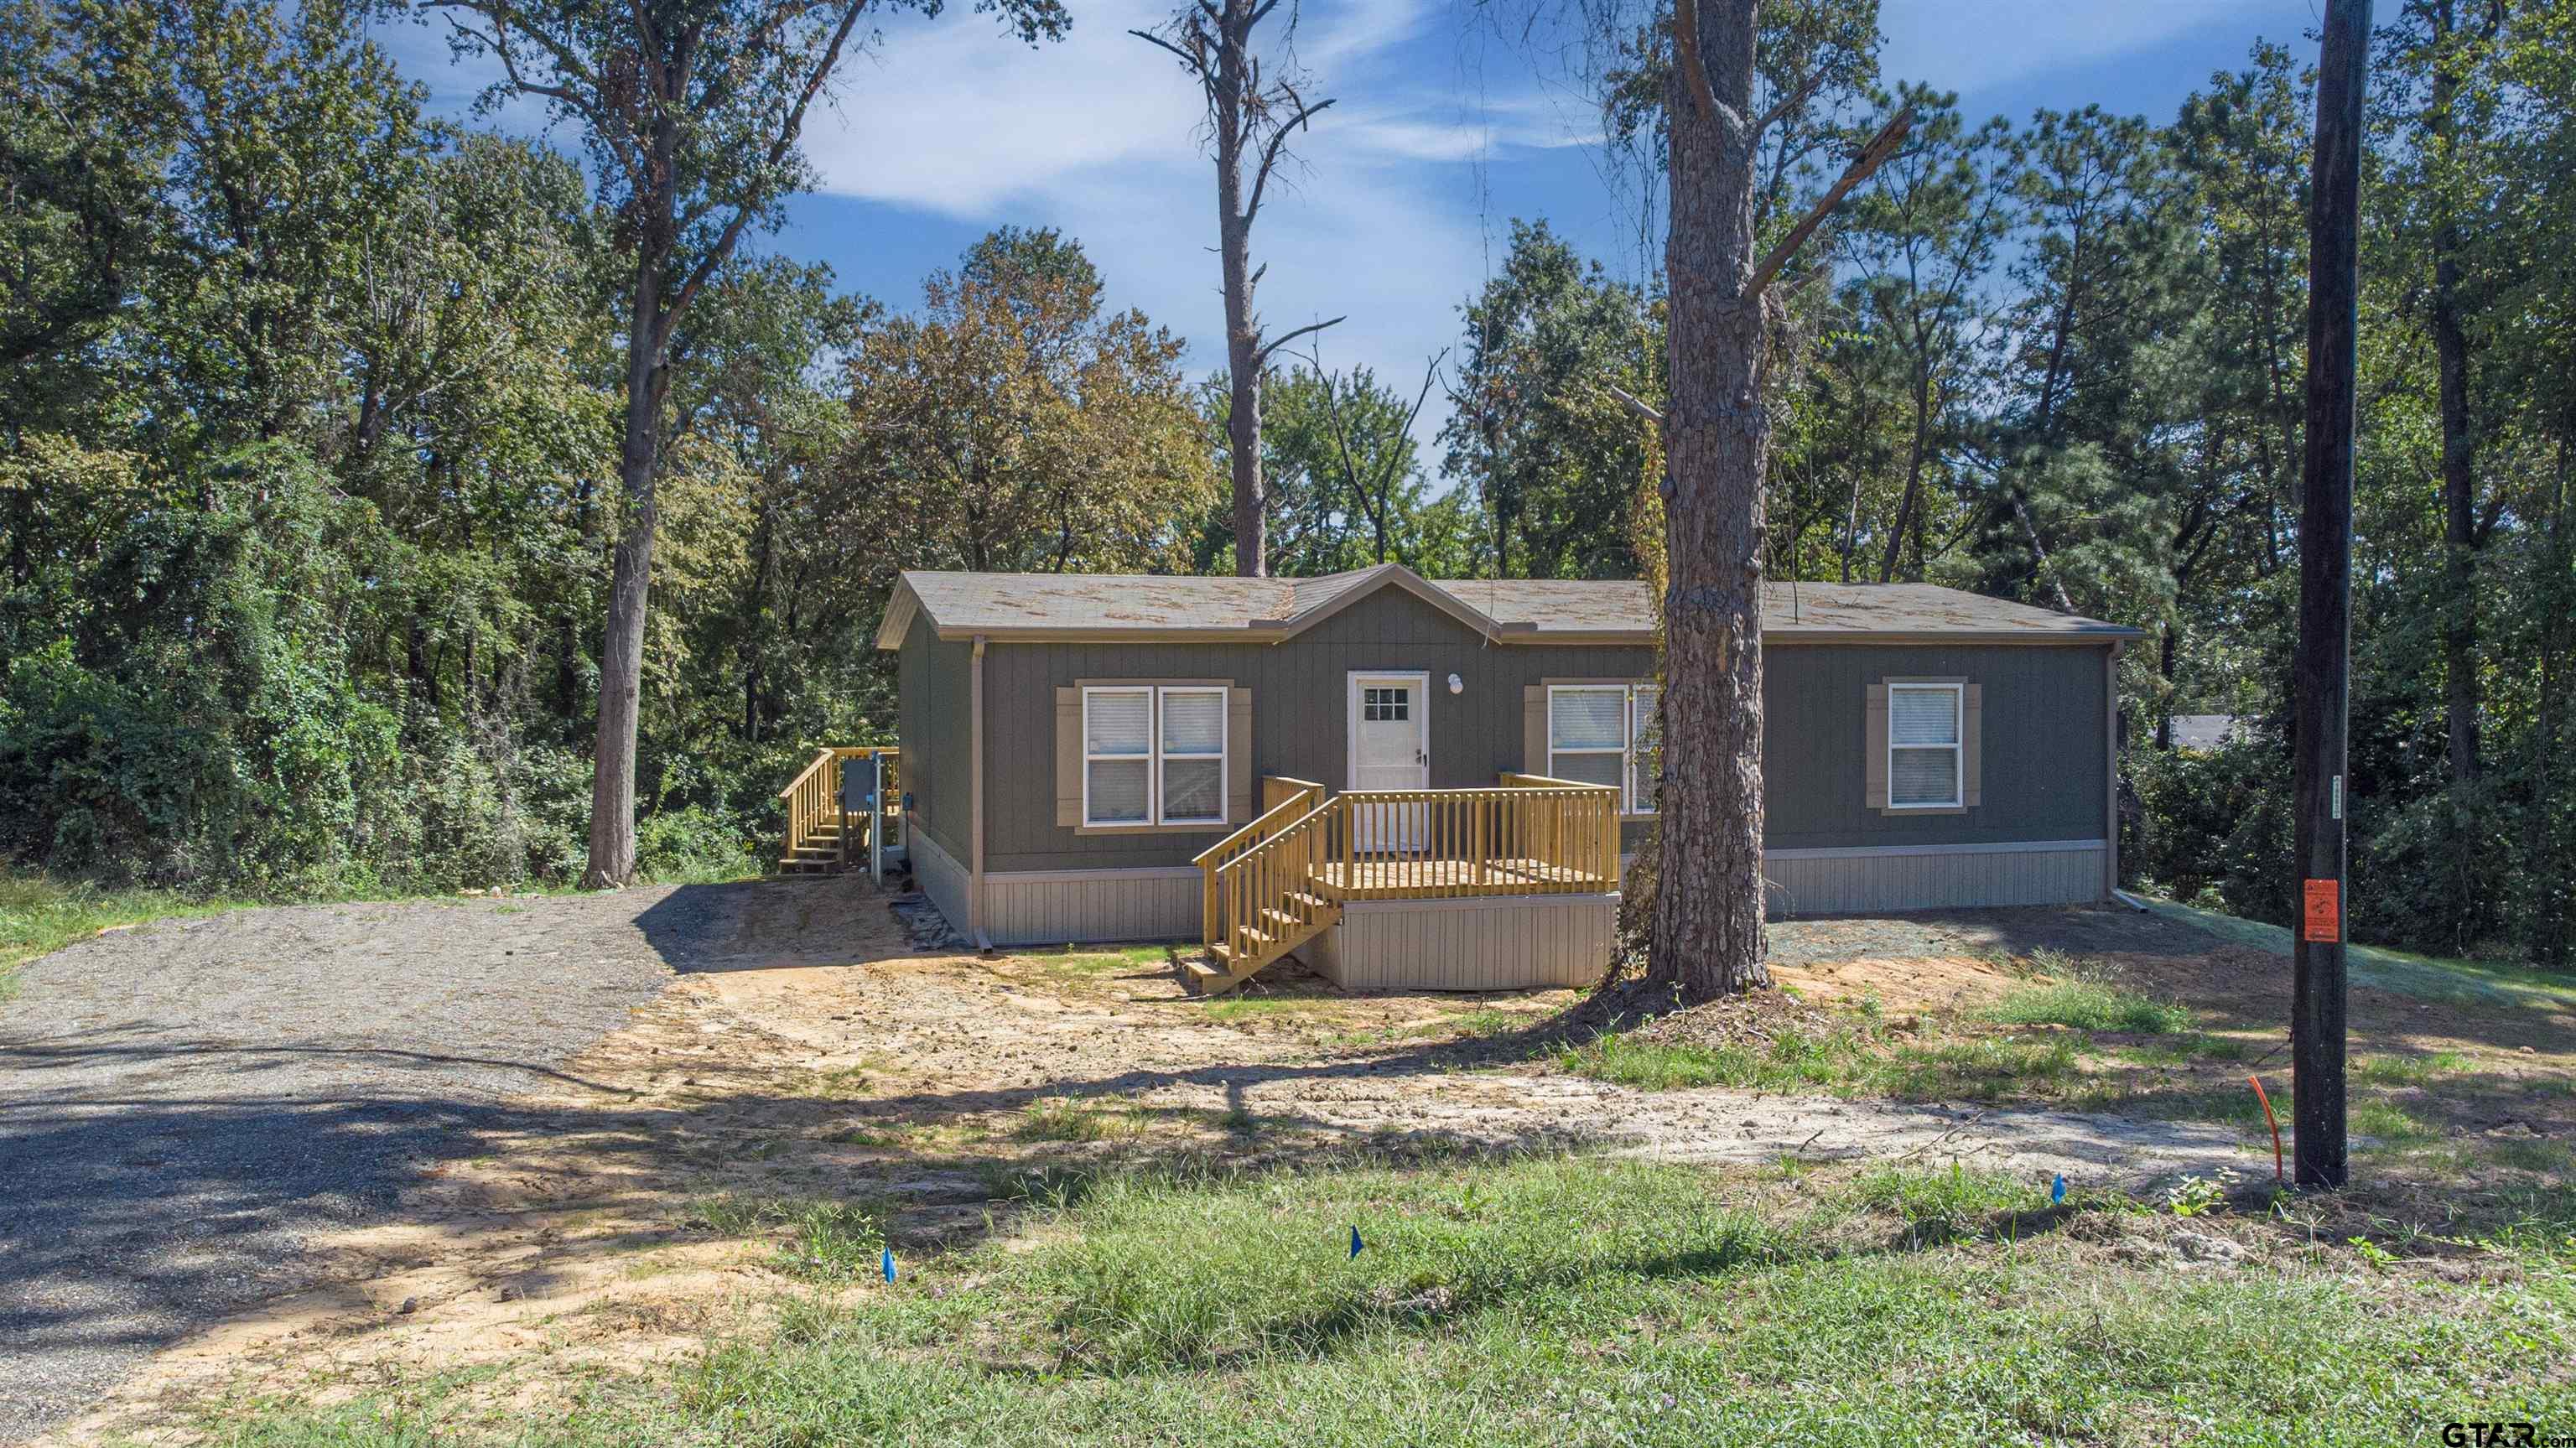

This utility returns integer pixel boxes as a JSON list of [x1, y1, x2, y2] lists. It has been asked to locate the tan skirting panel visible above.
[[979, 867, 1201, 946], [1303, 893, 1617, 992], [908, 822, 974, 940], [1761, 839, 2106, 917]]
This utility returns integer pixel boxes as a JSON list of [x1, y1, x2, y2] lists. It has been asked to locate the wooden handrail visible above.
[[1200, 780, 1621, 972], [779, 746, 901, 869], [1191, 777, 1326, 868]]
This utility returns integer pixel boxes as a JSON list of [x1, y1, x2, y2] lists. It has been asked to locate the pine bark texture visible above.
[[1647, 0, 1771, 999]]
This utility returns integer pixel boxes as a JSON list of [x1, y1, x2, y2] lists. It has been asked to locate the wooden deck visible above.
[[1308, 857, 1616, 899], [1189, 774, 1624, 995]]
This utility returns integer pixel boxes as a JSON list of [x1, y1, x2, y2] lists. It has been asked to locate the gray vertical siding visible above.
[[972, 587, 1657, 871], [894, 582, 2119, 938], [1763, 641, 2111, 850], [898, 611, 974, 864]]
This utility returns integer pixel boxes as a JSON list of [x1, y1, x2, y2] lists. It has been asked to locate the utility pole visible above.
[[2293, 0, 2371, 1189]]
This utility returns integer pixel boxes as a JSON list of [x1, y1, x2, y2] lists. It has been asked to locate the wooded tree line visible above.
[[1, 0, 2567, 962]]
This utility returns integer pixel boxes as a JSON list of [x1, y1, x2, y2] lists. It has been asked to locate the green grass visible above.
[[687, 1193, 887, 1283], [1025, 942, 1182, 982], [1981, 981, 2192, 1035], [0, 872, 258, 1003], [1560, 1020, 2080, 1103], [2348, 1100, 2441, 1149], [2137, 895, 2576, 1009], [1011, 1097, 1139, 1144], [1201, 994, 1337, 1021], [2118, 1031, 2259, 1067], [209, 1155, 2576, 1446], [2350, 1050, 2470, 1086]]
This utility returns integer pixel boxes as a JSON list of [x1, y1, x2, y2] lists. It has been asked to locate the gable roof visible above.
[[874, 563, 2142, 648]]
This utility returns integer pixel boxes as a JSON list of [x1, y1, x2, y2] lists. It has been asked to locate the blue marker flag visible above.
[[2050, 1174, 2067, 1207], [882, 1248, 897, 1284], [1349, 1226, 1364, 1259]]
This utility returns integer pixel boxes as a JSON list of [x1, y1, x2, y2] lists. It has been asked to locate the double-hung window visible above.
[[1546, 683, 1660, 815], [1886, 682, 1964, 809], [1082, 686, 1228, 828]]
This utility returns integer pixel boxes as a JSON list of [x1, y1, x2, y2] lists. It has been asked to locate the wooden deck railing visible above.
[[778, 746, 896, 868], [1197, 775, 1620, 979], [1193, 777, 1326, 951]]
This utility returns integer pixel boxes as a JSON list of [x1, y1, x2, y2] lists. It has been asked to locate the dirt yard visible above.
[[24, 876, 2574, 1445]]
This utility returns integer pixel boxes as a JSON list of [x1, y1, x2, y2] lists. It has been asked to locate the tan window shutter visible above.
[[1227, 687, 1254, 822], [1864, 683, 1888, 810], [1055, 687, 1082, 827], [1962, 682, 1982, 807], [1523, 685, 1547, 775]]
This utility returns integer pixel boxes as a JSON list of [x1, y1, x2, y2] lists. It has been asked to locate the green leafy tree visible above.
[[1444, 219, 1660, 579], [428, 0, 1069, 886], [834, 228, 1214, 578]]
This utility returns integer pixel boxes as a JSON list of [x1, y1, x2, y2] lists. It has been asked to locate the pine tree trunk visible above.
[[1646, 0, 1768, 1001]]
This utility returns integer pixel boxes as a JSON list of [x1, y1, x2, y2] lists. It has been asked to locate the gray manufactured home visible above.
[[875, 563, 2138, 994]]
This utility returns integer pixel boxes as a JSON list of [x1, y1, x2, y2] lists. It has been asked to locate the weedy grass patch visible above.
[[212, 1154, 2576, 1447], [1981, 981, 2192, 1035]]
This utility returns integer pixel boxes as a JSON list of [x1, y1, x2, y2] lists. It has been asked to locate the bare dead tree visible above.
[[1649, 0, 1910, 999], [1134, 0, 1343, 577]]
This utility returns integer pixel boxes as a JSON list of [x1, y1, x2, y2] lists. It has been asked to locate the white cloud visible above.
[[796, 0, 1597, 454]]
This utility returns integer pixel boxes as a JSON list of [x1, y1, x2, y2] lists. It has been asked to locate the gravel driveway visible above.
[[0, 887, 715, 1445]]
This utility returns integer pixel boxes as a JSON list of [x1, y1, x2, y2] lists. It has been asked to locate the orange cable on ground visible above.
[[2248, 1075, 2283, 1186]]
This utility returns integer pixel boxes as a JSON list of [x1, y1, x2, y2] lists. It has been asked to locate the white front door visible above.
[[1348, 672, 1429, 850]]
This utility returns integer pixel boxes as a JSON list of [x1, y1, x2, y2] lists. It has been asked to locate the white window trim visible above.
[[1156, 685, 1229, 826], [1080, 685, 1230, 828], [1548, 682, 1659, 817], [1885, 681, 1966, 811]]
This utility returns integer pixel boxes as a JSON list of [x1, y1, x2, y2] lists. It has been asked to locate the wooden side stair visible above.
[[1187, 781, 1336, 996], [776, 746, 898, 876], [778, 821, 850, 875]]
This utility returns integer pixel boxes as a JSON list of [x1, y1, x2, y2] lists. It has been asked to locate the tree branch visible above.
[[1244, 86, 1334, 224], [1743, 102, 1914, 298], [1603, 381, 1664, 424], [655, 2, 868, 353], [1128, 26, 1201, 72], [1254, 314, 1344, 366], [1753, 65, 1828, 136], [1670, 0, 1748, 138]]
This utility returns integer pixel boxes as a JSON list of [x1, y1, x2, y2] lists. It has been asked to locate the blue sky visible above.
[[380, 0, 2327, 447]]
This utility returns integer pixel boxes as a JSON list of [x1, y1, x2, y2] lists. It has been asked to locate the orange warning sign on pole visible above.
[[2303, 879, 2341, 943]]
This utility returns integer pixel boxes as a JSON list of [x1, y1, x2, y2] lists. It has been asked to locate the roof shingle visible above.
[[877, 564, 2141, 646]]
